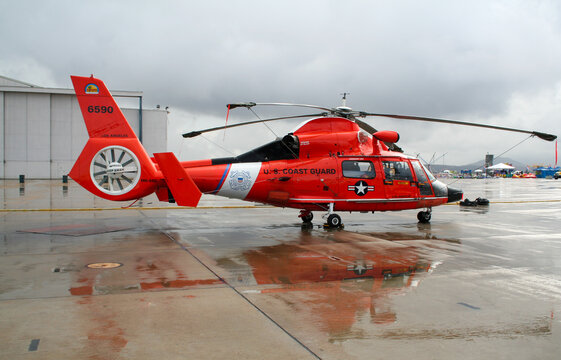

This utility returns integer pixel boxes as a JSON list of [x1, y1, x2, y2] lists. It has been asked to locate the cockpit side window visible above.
[[342, 160, 375, 179], [382, 160, 413, 181]]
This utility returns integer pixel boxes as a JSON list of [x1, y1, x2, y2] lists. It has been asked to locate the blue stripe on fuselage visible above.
[[213, 164, 231, 194]]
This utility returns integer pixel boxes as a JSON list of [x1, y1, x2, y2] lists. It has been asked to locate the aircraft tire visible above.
[[327, 214, 342, 228], [301, 212, 313, 223], [417, 211, 431, 223]]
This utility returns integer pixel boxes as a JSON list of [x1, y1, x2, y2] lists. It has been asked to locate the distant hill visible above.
[[426, 157, 530, 173]]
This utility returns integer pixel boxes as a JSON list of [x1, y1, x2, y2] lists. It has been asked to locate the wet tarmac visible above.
[[1, 178, 561, 359]]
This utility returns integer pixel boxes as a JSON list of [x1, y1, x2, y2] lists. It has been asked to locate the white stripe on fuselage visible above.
[[217, 162, 262, 200]]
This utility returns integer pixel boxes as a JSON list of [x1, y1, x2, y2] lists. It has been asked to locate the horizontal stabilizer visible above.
[[154, 152, 202, 207]]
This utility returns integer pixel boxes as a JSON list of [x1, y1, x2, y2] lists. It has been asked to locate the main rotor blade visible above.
[[354, 118, 378, 134], [361, 113, 557, 141], [253, 103, 333, 112], [226, 102, 333, 112], [182, 113, 326, 138]]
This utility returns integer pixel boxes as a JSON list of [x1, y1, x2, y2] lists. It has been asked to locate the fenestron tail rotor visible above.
[[90, 145, 141, 195]]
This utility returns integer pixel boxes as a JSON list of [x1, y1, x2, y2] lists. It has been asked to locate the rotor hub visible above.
[[107, 162, 125, 178], [335, 106, 353, 113]]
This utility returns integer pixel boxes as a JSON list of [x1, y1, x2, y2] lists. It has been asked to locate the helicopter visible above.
[[68, 76, 557, 227]]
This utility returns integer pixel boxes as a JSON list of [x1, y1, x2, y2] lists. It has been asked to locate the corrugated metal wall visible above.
[[1, 91, 167, 179], [0, 92, 3, 178], [4, 92, 52, 178]]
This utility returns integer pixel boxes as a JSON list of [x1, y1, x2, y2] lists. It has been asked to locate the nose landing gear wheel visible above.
[[326, 214, 342, 228], [417, 210, 431, 223]]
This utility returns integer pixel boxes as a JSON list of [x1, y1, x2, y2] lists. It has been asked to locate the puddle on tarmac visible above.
[[209, 227, 459, 339], [68, 253, 223, 296]]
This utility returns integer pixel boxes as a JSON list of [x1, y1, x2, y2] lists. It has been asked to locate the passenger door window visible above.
[[342, 160, 375, 179]]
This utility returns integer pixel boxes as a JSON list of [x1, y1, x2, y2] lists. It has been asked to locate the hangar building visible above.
[[0, 75, 167, 179]]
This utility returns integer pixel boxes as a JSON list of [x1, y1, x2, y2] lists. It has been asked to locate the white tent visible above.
[[487, 163, 515, 170]]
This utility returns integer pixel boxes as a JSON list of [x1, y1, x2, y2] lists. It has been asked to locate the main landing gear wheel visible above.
[[299, 210, 313, 223], [417, 210, 431, 224], [326, 214, 342, 228]]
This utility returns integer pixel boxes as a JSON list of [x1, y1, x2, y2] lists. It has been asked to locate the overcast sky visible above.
[[2, 0, 561, 166]]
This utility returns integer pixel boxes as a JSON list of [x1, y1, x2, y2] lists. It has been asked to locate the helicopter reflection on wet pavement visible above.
[[1, 179, 561, 359], [241, 230, 438, 338]]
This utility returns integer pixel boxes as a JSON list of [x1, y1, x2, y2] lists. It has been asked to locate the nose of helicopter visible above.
[[447, 186, 463, 203]]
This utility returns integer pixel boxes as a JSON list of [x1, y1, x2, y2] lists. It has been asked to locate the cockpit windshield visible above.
[[420, 162, 436, 182]]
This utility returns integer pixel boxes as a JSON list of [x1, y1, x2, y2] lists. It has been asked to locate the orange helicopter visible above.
[[68, 76, 557, 227]]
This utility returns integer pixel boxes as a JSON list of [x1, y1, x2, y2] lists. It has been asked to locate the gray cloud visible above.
[[2, 0, 560, 165]]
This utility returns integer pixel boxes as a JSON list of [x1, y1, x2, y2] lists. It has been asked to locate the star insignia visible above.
[[347, 181, 374, 196], [355, 181, 367, 195]]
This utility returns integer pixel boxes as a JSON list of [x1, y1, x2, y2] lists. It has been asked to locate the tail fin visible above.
[[71, 75, 137, 139], [69, 75, 159, 201]]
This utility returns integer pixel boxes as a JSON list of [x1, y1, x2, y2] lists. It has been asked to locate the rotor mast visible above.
[[336, 92, 353, 116], [340, 92, 350, 107]]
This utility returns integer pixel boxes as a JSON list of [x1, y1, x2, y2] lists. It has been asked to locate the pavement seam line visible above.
[[139, 210, 322, 360]]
